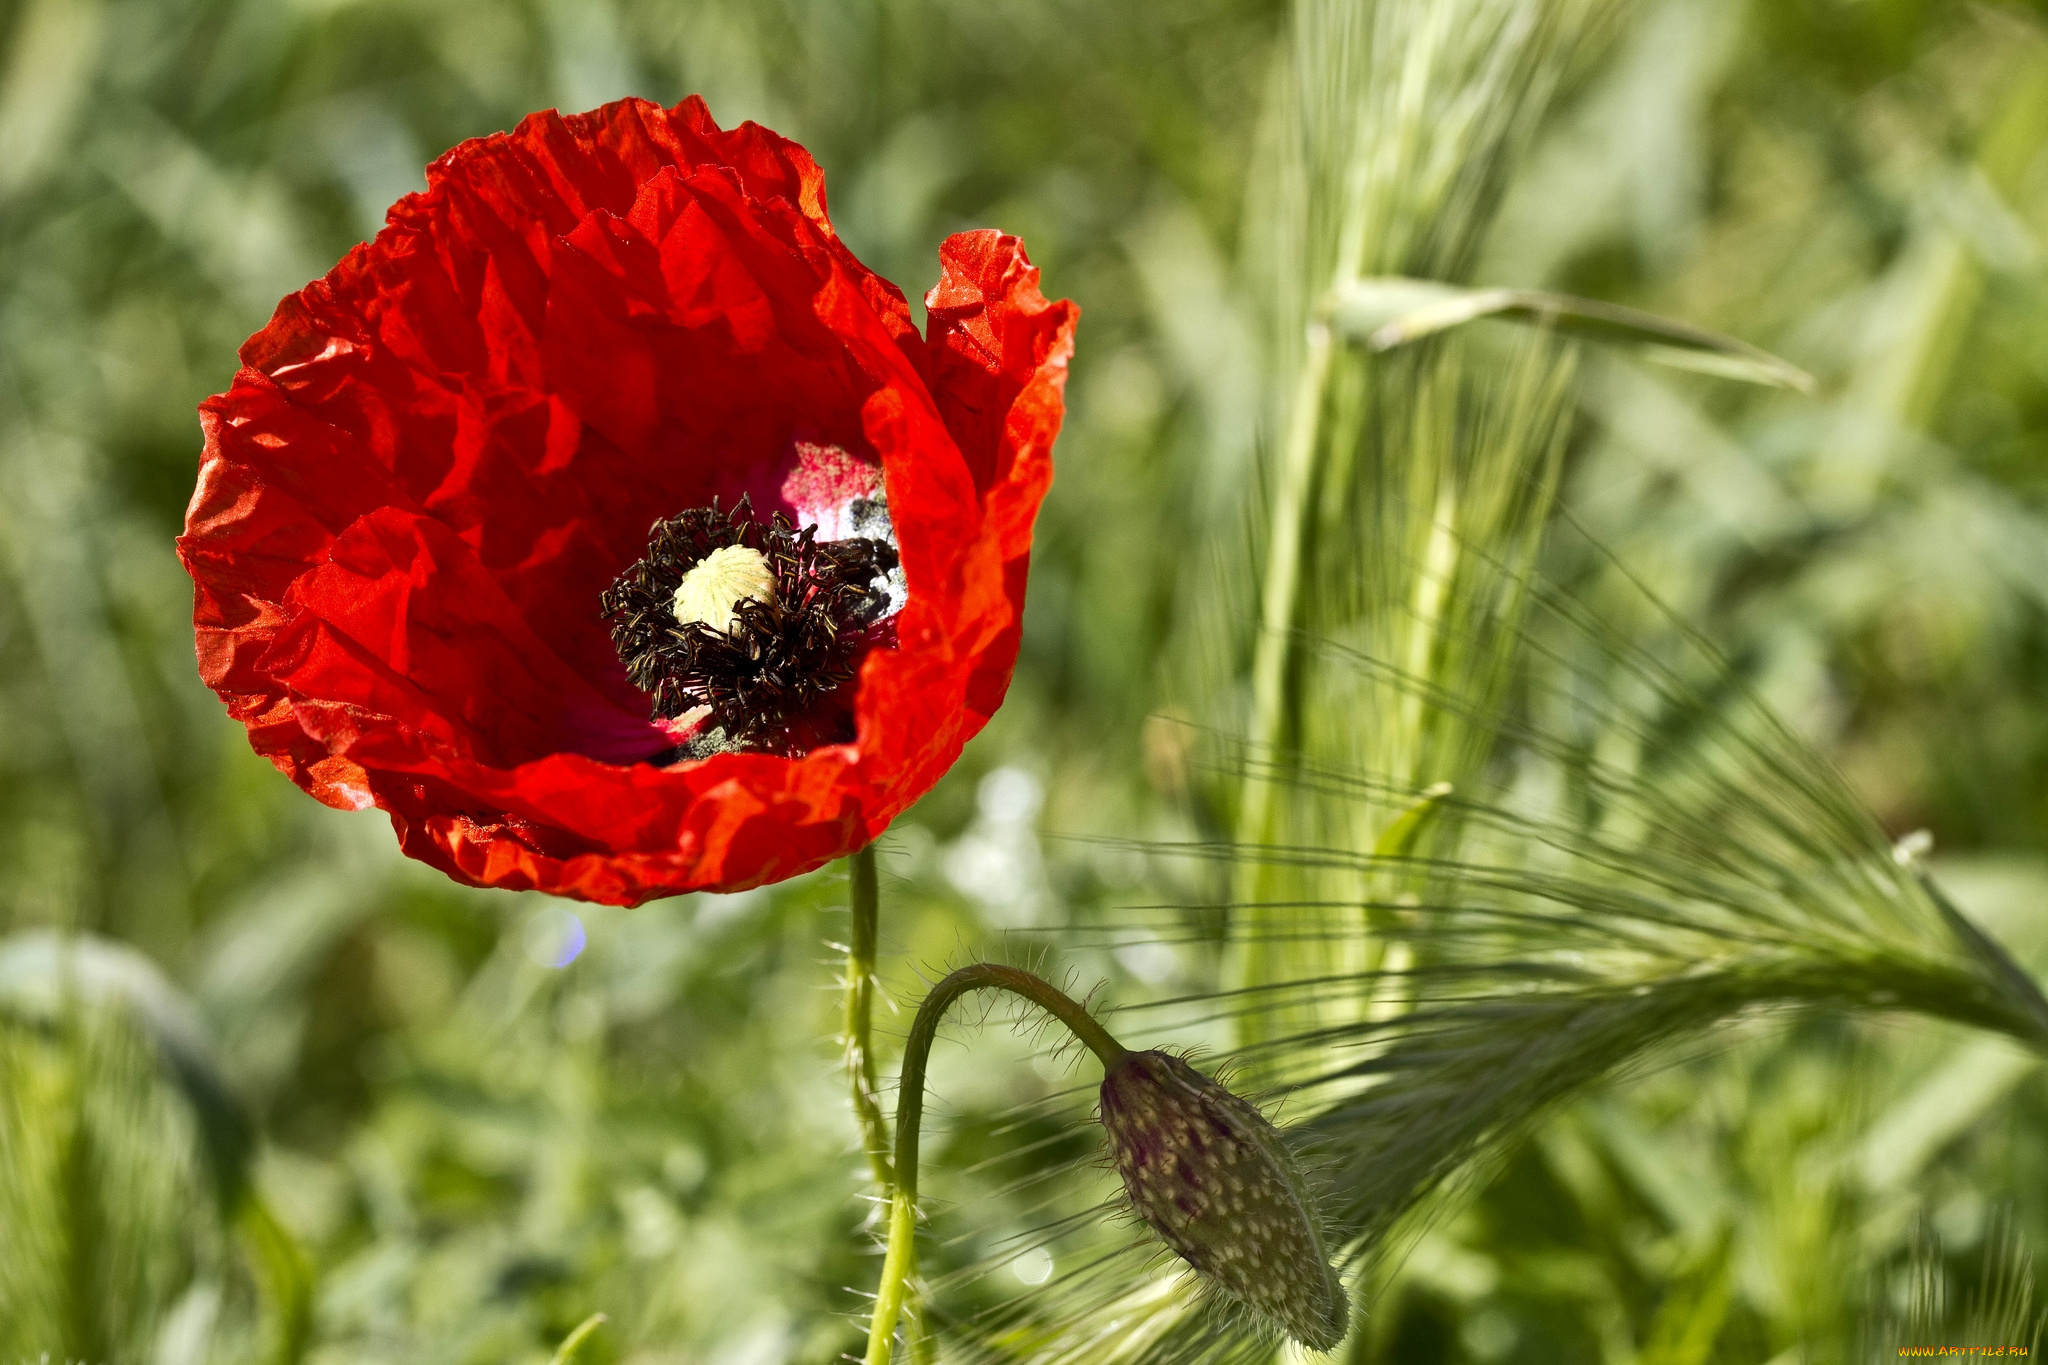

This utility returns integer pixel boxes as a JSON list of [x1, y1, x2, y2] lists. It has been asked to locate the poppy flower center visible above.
[[672, 544, 778, 632], [601, 495, 899, 761]]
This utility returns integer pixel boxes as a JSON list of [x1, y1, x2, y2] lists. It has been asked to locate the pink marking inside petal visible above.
[[781, 441, 881, 539]]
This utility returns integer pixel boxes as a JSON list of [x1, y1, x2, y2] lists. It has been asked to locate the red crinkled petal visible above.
[[922, 230, 1078, 724], [179, 98, 1075, 904]]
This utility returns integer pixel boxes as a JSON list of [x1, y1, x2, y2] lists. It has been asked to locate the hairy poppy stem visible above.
[[844, 845, 893, 1190], [862, 965, 1127, 1365]]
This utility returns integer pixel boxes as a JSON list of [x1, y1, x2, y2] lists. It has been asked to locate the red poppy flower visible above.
[[179, 97, 1076, 905]]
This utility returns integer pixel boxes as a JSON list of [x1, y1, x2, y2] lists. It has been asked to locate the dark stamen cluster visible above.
[[601, 495, 897, 759]]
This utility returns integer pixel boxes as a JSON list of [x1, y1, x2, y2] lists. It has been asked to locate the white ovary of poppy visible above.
[[672, 544, 778, 634]]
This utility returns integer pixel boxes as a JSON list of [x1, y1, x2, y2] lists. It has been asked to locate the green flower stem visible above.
[[864, 1192, 919, 1365], [862, 965, 1129, 1364], [845, 844, 893, 1190]]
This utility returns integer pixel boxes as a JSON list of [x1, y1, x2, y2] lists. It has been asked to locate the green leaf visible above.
[[1328, 277, 1817, 391]]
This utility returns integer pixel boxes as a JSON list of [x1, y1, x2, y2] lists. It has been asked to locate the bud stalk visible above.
[[862, 963, 1346, 1362]]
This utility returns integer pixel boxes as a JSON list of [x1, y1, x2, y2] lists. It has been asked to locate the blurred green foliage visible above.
[[2, 0, 2048, 1362]]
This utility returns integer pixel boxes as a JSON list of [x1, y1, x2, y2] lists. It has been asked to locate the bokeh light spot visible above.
[[1010, 1246, 1054, 1285], [524, 906, 587, 969]]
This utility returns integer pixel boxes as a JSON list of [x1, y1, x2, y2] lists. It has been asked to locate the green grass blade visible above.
[[237, 1193, 313, 1365], [550, 1312, 610, 1365], [1330, 276, 1816, 390]]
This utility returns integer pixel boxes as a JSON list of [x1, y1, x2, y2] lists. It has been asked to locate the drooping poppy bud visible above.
[[1098, 1050, 1348, 1350]]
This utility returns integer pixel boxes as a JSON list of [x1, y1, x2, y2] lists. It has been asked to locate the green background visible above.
[[3, 0, 2048, 1361]]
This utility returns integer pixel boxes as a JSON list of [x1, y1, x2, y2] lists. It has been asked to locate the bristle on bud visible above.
[[1098, 1050, 1348, 1351]]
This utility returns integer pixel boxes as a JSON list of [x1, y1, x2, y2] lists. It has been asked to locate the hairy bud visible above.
[[1098, 1050, 1347, 1350]]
